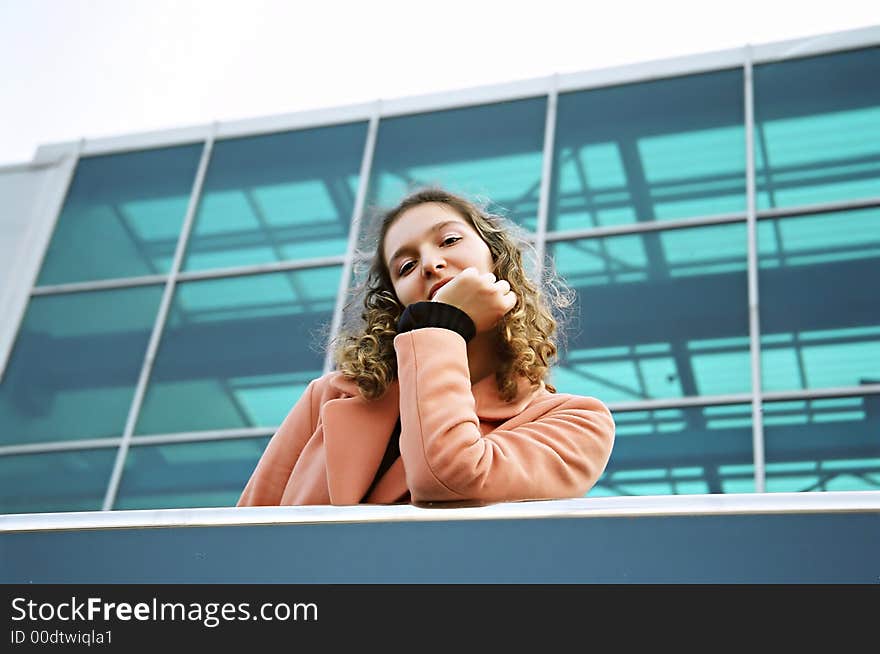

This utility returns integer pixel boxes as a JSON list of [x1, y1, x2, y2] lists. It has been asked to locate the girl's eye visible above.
[[398, 261, 415, 276], [441, 235, 462, 246]]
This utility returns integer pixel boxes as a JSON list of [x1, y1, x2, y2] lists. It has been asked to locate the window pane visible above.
[[591, 404, 755, 496], [758, 209, 880, 392], [183, 123, 367, 271], [37, 145, 203, 285], [754, 48, 880, 209], [115, 437, 270, 509], [0, 448, 117, 514], [0, 286, 164, 445], [764, 396, 880, 492], [550, 224, 750, 401], [551, 69, 745, 231], [135, 267, 340, 435], [367, 98, 547, 230]]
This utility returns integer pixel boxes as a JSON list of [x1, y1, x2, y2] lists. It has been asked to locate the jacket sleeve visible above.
[[394, 328, 615, 503], [236, 379, 318, 506]]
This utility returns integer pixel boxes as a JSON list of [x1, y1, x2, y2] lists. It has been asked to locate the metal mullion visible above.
[[31, 274, 169, 296], [756, 196, 880, 221], [175, 255, 346, 283], [533, 75, 558, 282], [744, 48, 766, 493], [543, 210, 747, 242], [0, 438, 122, 457], [323, 102, 381, 374], [607, 393, 754, 413], [130, 427, 275, 447], [101, 129, 216, 511], [762, 384, 880, 403]]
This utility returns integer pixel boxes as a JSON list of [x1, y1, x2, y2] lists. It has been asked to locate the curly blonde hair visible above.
[[332, 188, 572, 402]]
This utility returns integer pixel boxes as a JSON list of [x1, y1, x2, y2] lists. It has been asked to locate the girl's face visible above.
[[383, 202, 494, 308]]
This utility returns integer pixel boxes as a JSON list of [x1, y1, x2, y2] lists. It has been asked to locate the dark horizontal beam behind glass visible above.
[[0, 447, 118, 514], [115, 437, 271, 510], [183, 122, 368, 270], [145, 312, 326, 380], [550, 68, 745, 231], [760, 259, 877, 332], [593, 404, 753, 496], [570, 269, 748, 346], [133, 268, 338, 435], [0, 286, 164, 446], [36, 144, 204, 286], [366, 97, 547, 230], [763, 395, 880, 492], [754, 47, 880, 210]]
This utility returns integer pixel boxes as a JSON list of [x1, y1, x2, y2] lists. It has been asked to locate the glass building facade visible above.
[[1, 34, 878, 514]]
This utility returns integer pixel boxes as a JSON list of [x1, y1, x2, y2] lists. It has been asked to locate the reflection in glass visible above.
[[758, 210, 880, 392], [367, 99, 547, 230], [115, 437, 270, 509], [550, 224, 749, 401], [0, 448, 117, 514], [754, 48, 880, 209], [764, 396, 880, 492], [184, 123, 367, 271], [591, 404, 754, 496], [0, 286, 164, 445], [550, 69, 745, 231], [37, 145, 203, 285], [134, 267, 340, 435]]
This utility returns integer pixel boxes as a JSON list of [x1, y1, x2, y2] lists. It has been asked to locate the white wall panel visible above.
[[0, 155, 77, 382]]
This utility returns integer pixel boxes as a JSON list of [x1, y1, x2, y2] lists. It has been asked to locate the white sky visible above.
[[1, 0, 878, 166]]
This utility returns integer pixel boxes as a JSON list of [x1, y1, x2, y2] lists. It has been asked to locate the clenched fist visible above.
[[431, 267, 517, 333]]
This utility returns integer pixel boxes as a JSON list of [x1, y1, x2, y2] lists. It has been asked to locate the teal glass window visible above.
[[37, 145, 203, 285], [134, 266, 340, 435], [0, 286, 164, 445], [758, 209, 880, 392], [114, 437, 270, 509], [764, 396, 880, 492], [550, 69, 745, 231], [754, 48, 880, 209], [0, 448, 117, 514], [591, 404, 755, 496], [367, 98, 547, 230], [549, 223, 750, 401], [183, 122, 367, 271]]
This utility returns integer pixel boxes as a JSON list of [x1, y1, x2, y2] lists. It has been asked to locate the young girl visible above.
[[237, 188, 614, 506]]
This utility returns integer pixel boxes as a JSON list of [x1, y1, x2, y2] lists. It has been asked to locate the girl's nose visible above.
[[422, 255, 445, 277]]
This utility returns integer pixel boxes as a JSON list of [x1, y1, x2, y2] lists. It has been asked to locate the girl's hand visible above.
[[431, 267, 517, 333]]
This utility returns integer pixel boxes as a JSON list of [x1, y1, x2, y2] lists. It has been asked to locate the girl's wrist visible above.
[[396, 302, 476, 342]]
